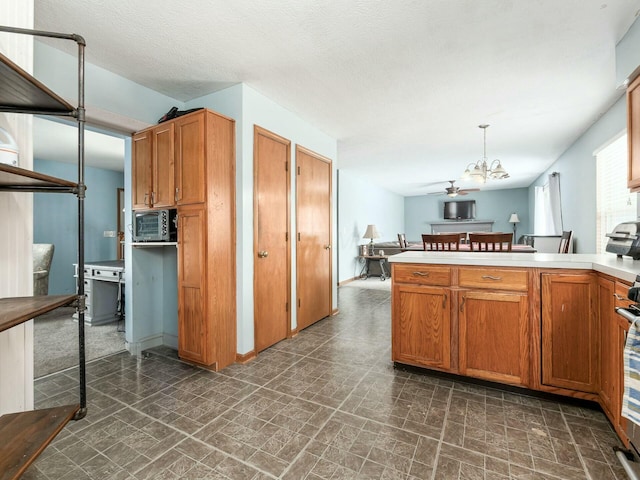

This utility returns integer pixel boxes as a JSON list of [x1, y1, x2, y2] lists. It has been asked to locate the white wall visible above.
[[337, 169, 404, 283], [0, 0, 35, 414]]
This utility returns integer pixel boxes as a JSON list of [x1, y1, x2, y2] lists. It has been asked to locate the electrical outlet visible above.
[[103, 230, 116, 238]]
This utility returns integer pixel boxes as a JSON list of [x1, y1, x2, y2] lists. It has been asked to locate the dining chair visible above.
[[421, 233, 460, 251], [397, 233, 408, 249], [558, 230, 573, 253], [468, 232, 513, 252]]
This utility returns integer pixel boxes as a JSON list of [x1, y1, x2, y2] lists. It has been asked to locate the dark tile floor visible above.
[[26, 283, 628, 479]]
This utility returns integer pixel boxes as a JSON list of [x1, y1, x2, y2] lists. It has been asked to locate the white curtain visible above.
[[534, 173, 563, 235]]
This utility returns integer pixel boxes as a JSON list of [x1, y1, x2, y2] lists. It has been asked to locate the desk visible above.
[[358, 255, 389, 281], [73, 260, 124, 325], [402, 244, 537, 253]]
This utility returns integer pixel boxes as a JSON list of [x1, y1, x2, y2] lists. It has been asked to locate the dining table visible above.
[[401, 244, 537, 253]]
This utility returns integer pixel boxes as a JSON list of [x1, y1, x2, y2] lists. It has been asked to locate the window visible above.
[[596, 133, 636, 253]]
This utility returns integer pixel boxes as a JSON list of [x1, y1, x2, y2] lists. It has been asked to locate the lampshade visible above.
[[509, 213, 520, 223], [363, 224, 380, 240]]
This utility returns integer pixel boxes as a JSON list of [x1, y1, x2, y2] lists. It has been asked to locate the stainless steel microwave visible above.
[[132, 209, 177, 242]]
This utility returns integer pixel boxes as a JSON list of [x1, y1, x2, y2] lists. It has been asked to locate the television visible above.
[[444, 200, 476, 220]]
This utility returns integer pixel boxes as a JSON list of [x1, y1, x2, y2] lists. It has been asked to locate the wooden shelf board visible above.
[[0, 295, 77, 334], [0, 164, 78, 191], [0, 404, 80, 480], [0, 50, 74, 115]]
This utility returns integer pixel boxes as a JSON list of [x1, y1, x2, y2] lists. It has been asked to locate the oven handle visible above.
[[615, 306, 639, 324]]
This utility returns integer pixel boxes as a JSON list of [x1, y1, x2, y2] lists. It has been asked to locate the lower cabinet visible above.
[[392, 283, 451, 370], [541, 272, 598, 393], [458, 289, 529, 386], [177, 205, 207, 364], [616, 312, 631, 446]]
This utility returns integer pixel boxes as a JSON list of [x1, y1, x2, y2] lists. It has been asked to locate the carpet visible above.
[[34, 307, 126, 378], [340, 277, 391, 291]]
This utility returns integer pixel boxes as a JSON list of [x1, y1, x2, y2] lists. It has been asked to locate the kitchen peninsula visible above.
[[389, 250, 639, 447]]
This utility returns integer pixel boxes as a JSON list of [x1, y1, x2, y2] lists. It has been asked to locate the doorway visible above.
[[253, 126, 291, 353]]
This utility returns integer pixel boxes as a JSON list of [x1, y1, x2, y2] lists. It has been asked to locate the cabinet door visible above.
[[132, 130, 152, 209], [152, 122, 175, 208], [458, 290, 529, 386], [177, 205, 208, 365], [628, 74, 640, 191], [541, 273, 598, 392], [175, 112, 205, 205], [599, 277, 616, 416], [392, 284, 451, 370], [616, 313, 630, 446]]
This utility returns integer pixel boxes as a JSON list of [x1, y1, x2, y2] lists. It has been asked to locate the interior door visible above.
[[254, 126, 291, 352], [296, 146, 332, 330]]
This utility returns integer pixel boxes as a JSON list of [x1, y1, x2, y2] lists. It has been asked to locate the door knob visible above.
[[324, 245, 331, 250], [258, 251, 269, 258]]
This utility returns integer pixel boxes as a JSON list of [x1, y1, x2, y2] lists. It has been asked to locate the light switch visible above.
[[103, 230, 116, 238]]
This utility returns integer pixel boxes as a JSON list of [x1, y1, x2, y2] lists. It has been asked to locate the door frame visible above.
[[253, 125, 292, 351]]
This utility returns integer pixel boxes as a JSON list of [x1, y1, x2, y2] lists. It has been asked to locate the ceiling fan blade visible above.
[[427, 191, 445, 195], [460, 188, 480, 193]]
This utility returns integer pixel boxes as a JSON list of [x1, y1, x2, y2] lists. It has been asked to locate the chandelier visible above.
[[462, 124, 509, 184]]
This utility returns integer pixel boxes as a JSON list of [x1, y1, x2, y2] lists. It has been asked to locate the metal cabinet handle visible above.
[[614, 293, 626, 300], [460, 296, 466, 312], [258, 251, 269, 258], [144, 192, 149, 205], [412, 271, 430, 277], [151, 191, 156, 204], [175, 187, 179, 202], [481, 275, 502, 281]]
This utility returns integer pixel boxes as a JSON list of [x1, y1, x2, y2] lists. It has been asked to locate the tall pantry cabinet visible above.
[[132, 109, 236, 370]]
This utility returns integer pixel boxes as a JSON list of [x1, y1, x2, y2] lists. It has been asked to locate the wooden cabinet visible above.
[[628, 73, 640, 191], [134, 109, 236, 370], [392, 284, 451, 370], [175, 112, 205, 205], [458, 267, 529, 386], [616, 312, 631, 446], [541, 272, 598, 393], [132, 122, 175, 209]]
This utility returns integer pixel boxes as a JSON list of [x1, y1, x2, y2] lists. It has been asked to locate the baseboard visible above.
[[331, 308, 339, 316], [163, 333, 178, 350], [236, 350, 256, 364], [125, 334, 164, 356], [338, 277, 359, 286]]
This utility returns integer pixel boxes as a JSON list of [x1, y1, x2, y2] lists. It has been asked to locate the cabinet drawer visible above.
[[459, 267, 528, 291], [392, 264, 451, 286], [92, 268, 121, 282]]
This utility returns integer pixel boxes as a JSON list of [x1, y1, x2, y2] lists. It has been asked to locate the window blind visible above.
[[596, 134, 636, 253]]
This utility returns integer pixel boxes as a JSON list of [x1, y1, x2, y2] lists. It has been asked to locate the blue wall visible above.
[[338, 169, 405, 282], [33, 159, 124, 294], [404, 188, 530, 242]]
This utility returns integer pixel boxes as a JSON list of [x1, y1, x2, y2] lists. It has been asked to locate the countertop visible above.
[[387, 251, 640, 283]]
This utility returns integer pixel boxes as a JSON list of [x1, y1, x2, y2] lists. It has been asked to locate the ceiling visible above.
[[32, 0, 640, 196]]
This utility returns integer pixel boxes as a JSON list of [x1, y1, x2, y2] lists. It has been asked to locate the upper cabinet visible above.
[[628, 74, 640, 191], [132, 110, 208, 210]]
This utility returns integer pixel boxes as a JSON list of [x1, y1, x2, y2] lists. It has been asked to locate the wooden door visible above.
[[175, 112, 205, 205], [132, 130, 152, 209], [296, 146, 332, 331], [152, 122, 175, 208], [598, 277, 616, 417], [458, 289, 529, 386], [253, 126, 290, 352], [392, 284, 451, 370], [541, 272, 598, 392], [177, 205, 207, 364]]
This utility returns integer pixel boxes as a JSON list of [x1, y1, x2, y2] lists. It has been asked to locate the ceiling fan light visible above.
[[447, 191, 458, 197]]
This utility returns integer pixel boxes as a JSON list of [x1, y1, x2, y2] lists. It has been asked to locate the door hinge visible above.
[[298, 298, 301, 308], [298, 232, 301, 241], [285, 161, 288, 172], [286, 302, 289, 312], [285, 232, 288, 241], [297, 166, 301, 175]]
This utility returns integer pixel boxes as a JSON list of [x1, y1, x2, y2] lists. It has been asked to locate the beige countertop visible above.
[[387, 251, 640, 283]]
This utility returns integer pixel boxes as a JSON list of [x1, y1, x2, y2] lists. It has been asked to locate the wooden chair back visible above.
[[558, 230, 573, 253], [468, 232, 513, 252], [421, 233, 460, 251], [397, 233, 408, 249]]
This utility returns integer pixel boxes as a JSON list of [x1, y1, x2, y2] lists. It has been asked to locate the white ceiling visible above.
[[33, 0, 640, 196]]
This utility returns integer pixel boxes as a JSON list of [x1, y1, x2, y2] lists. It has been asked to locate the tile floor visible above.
[[25, 283, 629, 479]]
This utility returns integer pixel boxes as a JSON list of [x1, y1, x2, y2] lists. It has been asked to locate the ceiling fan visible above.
[[427, 180, 480, 198]]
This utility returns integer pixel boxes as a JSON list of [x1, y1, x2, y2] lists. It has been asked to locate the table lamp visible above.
[[363, 224, 380, 256], [509, 213, 520, 242]]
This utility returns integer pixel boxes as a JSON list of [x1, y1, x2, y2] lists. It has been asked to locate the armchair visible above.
[[33, 243, 54, 295]]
